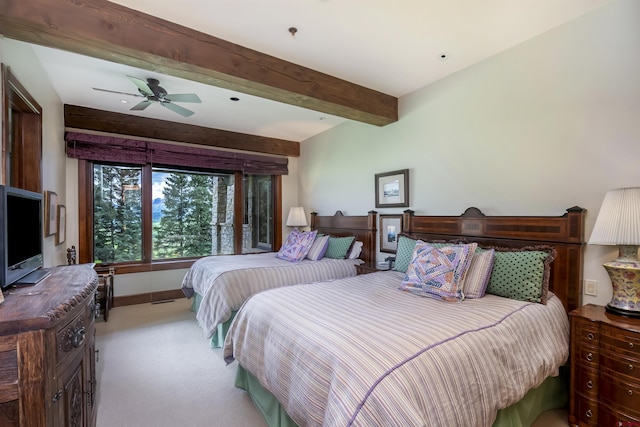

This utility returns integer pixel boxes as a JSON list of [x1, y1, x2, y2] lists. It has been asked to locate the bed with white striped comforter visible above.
[[181, 252, 363, 339], [223, 270, 569, 427]]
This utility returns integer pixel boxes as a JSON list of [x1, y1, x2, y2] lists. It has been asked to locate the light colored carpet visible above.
[[95, 298, 568, 427], [95, 298, 267, 427]]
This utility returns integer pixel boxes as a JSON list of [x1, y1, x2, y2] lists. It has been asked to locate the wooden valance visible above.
[[64, 132, 288, 175]]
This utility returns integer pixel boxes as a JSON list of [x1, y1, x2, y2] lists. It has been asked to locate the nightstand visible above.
[[355, 262, 390, 275], [569, 304, 640, 426], [95, 267, 115, 321]]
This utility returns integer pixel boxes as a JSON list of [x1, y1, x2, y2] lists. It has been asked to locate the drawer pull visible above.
[[587, 332, 594, 340], [586, 352, 593, 362], [630, 364, 634, 371], [585, 409, 592, 418], [629, 390, 633, 396], [586, 380, 593, 389], [630, 342, 635, 349]]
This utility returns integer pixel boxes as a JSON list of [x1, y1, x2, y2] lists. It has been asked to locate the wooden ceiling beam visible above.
[[0, 0, 398, 127], [64, 105, 300, 158]]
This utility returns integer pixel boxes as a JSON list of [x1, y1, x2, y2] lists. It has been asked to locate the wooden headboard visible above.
[[403, 207, 586, 313], [310, 210, 377, 265]]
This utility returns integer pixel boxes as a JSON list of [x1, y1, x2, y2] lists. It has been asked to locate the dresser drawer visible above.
[[599, 373, 640, 417], [601, 324, 640, 359], [573, 317, 600, 345], [574, 365, 599, 397], [56, 310, 88, 367], [600, 351, 640, 382], [574, 342, 600, 369], [599, 402, 640, 426], [574, 393, 599, 426]]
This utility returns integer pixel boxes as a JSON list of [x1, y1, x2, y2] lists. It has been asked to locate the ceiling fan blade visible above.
[[161, 102, 194, 117], [165, 93, 201, 103], [127, 75, 153, 96], [130, 100, 153, 111], [92, 87, 144, 98]]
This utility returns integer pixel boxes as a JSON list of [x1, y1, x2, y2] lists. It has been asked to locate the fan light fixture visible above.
[[588, 187, 640, 317]]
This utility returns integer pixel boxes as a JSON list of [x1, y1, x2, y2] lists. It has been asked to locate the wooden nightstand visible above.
[[569, 304, 640, 426], [95, 267, 115, 322], [355, 262, 391, 275]]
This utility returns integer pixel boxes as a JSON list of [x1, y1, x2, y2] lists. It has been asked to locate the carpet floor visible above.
[[95, 298, 569, 427]]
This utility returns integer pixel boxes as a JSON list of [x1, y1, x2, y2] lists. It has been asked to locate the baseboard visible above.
[[114, 289, 186, 307]]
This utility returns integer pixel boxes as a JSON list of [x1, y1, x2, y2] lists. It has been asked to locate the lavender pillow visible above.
[[276, 229, 318, 262]]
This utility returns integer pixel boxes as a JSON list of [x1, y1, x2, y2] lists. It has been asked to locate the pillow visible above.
[[348, 241, 363, 259], [393, 234, 419, 273], [485, 246, 556, 304], [306, 235, 330, 261], [324, 236, 356, 259], [276, 229, 318, 262], [460, 248, 495, 299], [398, 242, 478, 302]]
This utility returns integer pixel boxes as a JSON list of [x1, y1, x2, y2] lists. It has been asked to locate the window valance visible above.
[[65, 132, 288, 175]]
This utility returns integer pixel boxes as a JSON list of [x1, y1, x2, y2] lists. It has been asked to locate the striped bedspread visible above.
[[181, 252, 363, 338], [224, 270, 569, 427]]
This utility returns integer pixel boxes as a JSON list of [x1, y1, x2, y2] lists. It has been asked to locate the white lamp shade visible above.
[[286, 206, 308, 227], [588, 187, 640, 245]]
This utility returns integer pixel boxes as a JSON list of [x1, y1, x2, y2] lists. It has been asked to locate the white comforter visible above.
[[224, 270, 569, 427], [181, 252, 362, 338]]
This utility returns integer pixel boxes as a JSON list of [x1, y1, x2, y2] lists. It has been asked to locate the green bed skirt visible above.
[[235, 364, 568, 427], [190, 293, 237, 348]]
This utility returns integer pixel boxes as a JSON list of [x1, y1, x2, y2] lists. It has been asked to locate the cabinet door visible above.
[[56, 352, 87, 427], [85, 327, 97, 427]]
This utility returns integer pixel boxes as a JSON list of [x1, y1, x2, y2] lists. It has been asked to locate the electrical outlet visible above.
[[584, 279, 598, 296]]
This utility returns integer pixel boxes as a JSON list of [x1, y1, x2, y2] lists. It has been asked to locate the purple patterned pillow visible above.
[[276, 229, 318, 262], [398, 241, 477, 302]]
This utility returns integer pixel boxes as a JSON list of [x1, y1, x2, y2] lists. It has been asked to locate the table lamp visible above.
[[588, 187, 640, 317], [286, 206, 307, 229]]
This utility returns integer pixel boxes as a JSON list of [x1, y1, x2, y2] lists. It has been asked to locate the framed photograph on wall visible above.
[[375, 169, 409, 208], [56, 205, 66, 246], [379, 214, 403, 253], [44, 191, 58, 237]]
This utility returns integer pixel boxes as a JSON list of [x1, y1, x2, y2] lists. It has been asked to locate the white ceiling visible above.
[[23, 0, 612, 142]]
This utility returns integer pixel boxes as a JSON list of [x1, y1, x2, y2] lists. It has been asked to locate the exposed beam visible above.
[[64, 105, 299, 157], [0, 0, 398, 127]]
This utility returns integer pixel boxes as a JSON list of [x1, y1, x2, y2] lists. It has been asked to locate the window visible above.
[[83, 161, 281, 272]]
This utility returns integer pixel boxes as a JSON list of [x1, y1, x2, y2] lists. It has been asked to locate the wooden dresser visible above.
[[0, 264, 99, 427], [569, 304, 640, 426]]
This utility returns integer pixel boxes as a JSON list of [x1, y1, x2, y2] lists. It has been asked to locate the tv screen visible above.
[[0, 185, 44, 290]]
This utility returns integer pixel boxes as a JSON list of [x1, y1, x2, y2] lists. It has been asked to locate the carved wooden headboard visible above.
[[310, 210, 377, 265], [403, 207, 586, 313]]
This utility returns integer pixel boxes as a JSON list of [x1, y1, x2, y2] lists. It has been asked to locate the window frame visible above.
[[77, 159, 282, 274]]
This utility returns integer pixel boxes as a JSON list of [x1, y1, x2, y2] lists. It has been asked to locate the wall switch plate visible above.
[[584, 279, 598, 296]]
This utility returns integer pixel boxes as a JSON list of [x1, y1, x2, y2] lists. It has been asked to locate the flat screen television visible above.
[[0, 185, 48, 290]]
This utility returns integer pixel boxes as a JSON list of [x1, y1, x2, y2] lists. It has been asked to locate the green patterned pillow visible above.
[[393, 234, 418, 273], [485, 246, 556, 304], [324, 236, 356, 259]]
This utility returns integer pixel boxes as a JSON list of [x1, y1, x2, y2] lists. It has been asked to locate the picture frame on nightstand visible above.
[[379, 214, 402, 253]]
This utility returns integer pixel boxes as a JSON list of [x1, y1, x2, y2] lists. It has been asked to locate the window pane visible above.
[[93, 164, 142, 263], [152, 169, 235, 258], [243, 175, 273, 253]]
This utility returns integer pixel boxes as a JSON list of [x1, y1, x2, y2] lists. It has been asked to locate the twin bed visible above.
[[181, 210, 377, 347], [221, 207, 586, 427]]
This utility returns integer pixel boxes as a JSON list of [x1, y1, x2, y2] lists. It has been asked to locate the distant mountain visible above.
[[152, 198, 165, 222]]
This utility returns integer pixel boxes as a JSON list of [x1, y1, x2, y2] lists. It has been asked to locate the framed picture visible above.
[[44, 191, 58, 237], [379, 214, 402, 253], [375, 169, 409, 208], [56, 205, 66, 246]]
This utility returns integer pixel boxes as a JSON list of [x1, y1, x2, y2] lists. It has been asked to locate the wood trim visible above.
[[0, 0, 398, 127], [65, 105, 300, 158], [310, 210, 377, 265], [114, 289, 186, 308]]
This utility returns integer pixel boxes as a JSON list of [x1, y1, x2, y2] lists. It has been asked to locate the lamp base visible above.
[[605, 303, 640, 318], [602, 257, 640, 318]]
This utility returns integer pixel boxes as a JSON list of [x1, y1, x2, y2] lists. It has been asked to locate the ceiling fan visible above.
[[93, 76, 201, 117]]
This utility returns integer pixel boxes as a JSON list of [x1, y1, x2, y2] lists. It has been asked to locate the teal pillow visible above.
[[485, 246, 556, 304], [393, 235, 418, 273], [324, 236, 356, 259]]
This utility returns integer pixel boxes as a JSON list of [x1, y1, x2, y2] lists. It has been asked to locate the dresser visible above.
[[569, 304, 640, 426], [0, 264, 99, 427]]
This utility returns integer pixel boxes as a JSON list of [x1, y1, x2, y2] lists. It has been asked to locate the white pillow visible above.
[[348, 241, 363, 259]]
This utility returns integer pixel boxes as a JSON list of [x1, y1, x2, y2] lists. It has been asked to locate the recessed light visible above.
[[120, 99, 128, 104], [230, 97, 239, 101], [439, 53, 448, 60]]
